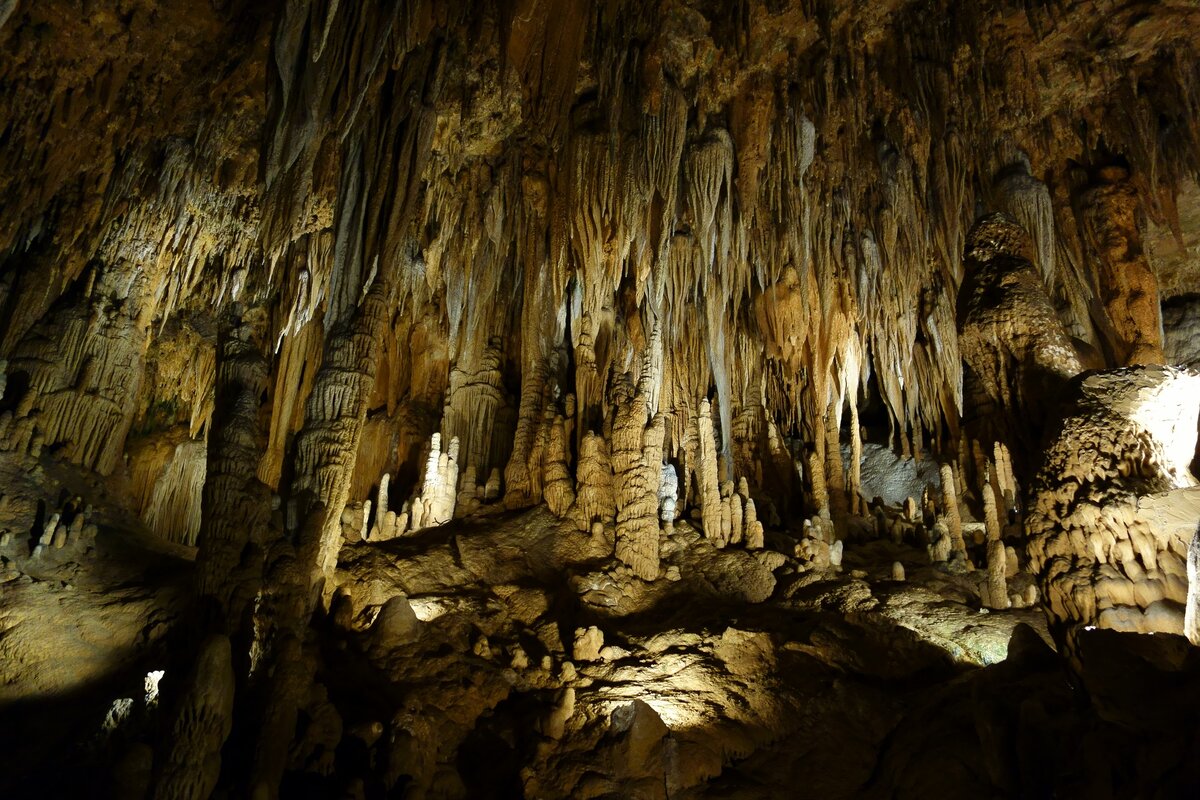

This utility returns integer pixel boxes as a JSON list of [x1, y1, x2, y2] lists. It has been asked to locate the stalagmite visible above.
[[744, 496, 764, 550], [359, 500, 373, 542], [829, 539, 844, 569], [658, 462, 680, 528], [928, 521, 953, 564], [575, 432, 614, 531], [993, 441, 1016, 511], [484, 469, 502, 503], [543, 416, 575, 517], [939, 463, 966, 559], [614, 411, 665, 581], [824, 410, 848, 525], [377, 473, 390, 523], [697, 399, 724, 546], [983, 483, 1009, 610], [847, 396, 864, 516], [730, 493, 744, 546], [408, 433, 460, 531]]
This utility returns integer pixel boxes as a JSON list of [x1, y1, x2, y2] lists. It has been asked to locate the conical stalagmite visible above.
[[543, 415, 575, 517], [575, 432, 614, 531], [983, 482, 1009, 610]]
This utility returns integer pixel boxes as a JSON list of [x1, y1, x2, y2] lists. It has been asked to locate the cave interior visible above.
[[2, 1, 1200, 798]]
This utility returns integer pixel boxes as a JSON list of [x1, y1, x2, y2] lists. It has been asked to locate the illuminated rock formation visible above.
[[1027, 366, 1200, 640], [407, 433, 460, 531]]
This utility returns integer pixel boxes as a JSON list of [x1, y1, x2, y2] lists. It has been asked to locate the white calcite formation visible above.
[[407, 433, 460, 532]]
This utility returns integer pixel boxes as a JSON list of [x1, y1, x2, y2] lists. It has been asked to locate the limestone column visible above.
[[252, 278, 389, 795]]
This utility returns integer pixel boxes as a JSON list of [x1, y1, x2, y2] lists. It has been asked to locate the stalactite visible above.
[[442, 339, 507, 491], [996, 154, 1055, 287]]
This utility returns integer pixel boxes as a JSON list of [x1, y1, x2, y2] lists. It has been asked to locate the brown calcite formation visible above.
[[957, 213, 1086, 424], [1079, 165, 1166, 366], [1026, 366, 1200, 642], [575, 431, 615, 531]]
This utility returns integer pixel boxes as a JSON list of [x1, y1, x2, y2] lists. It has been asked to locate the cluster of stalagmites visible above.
[[346, 393, 771, 585], [809, 441, 1037, 610], [0, 492, 99, 556]]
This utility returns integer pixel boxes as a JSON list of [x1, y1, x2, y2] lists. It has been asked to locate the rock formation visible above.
[[1027, 366, 1200, 641]]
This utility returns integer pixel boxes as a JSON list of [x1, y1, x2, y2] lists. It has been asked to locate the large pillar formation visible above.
[[252, 278, 389, 797], [957, 213, 1086, 469], [194, 304, 271, 630]]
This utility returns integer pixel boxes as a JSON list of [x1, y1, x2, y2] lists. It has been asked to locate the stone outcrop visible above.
[[1027, 366, 1200, 641]]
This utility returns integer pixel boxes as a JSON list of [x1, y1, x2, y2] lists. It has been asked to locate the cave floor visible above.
[[0, 447, 1085, 798]]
